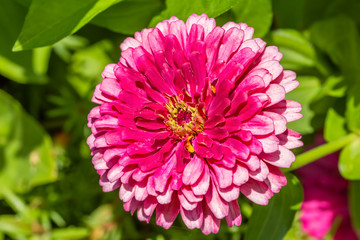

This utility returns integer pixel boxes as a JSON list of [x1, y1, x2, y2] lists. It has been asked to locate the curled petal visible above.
[[226, 200, 242, 227], [182, 155, 204, 185], [180, 204, 204, 229], [240, 179, 273, 205], [156, 196, 180, 229], [205, 180, 229, 219]]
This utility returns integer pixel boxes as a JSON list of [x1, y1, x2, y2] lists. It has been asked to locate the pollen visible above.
[[164, 95, 205, 144]]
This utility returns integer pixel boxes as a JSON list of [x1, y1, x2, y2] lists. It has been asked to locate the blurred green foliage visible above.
[[1, 0, 360, 239]]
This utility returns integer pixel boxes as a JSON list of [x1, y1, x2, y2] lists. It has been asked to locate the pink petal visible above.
[[205, 26, 224, 71], [267, 100, 302, 122], [223, 117, 242, 133], [103, 147, 127, 162], [107, 162, 125, 182], [194, 141, 214, 159], [263, 111, 287, 135], [260, 46, 282, 62], [157, 185, 174, 204], [92, 152, 108, 170], [101, 64, 117, 78], [242, 115, 274, 135], [211, 163, 233, 189], [235, 93, 268, 122], [240, 178, 273, 205], [100, 78, 121, 98], [189, 51, 207, 91], [123, 197, 140, 214], [257, 134, 280, 153], [256, 60, 283, 81], [182, 155, 204, 185], [205, 181, 229, 219], [218, 27, 244, 62], [204, 127, 229, 140], [201, 204, 221, 234], [148, 28, 165, 54], [233, 163, 249, 186], [169, 19, 187, 49], [247, 136, 263, 155], [156, 196, 180, 229], [226, 200, 242, 227], [134, 180, 148, 201], [277, 129, 303, 149], [219, 146, 236, 168], [249, 160, 270, 182], [180, 204, 204, 229], [265, 83, 286, 107], [143, 196, 157, 216], [120, 37, 141, 51], [238, 23, 254, 40], [217, 184, 240, 202], [240, 154, 261, 172], [266, 164, 287, 193], [154, 154, 177, 192], [120, 48, 138, 70], [205, 115, 226, 129], [100, 174, 121, 192], [275, 70, 298, 93], [223, 138, 250, 160], [181, 186, 203, 202], [186, 13, 216, 37], [261, 145, 295, 168], [178, 191, 198, 210], [137, 206, 151, 223], [120, 165, 137, 183], [119, 181, 135, 202], [191, 164, 210, 195]]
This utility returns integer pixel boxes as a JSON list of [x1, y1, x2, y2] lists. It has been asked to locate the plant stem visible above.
[[287, 133, 358, 172]]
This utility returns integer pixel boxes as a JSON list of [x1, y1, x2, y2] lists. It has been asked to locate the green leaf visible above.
[[310, 15, 360, 83], [339, 138, 360, 180], [272, 0, 306, 29], [349, 181, 360, 232], [244, 173, 303, 240], [91, 0, 164, 35], [0, 0, 50, 84], [13, 0, 122, 51], [150, 0, 239, 25], [0, 90, 57, 195], [51, 227, 90, 239], [325, 0, 360, 25], [285, 76, 321, 135], [0, 187, 31, 219], [315, 76, 347, 100], [269, 29, 328, 74], [324, 108, 348, 142], [231, 0, 272, 38], [0, 215, 32, 237], [345, 84, 360, 133], [67, 40, 113, 97]]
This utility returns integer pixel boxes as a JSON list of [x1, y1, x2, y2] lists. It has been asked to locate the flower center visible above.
[[174, 110, 192, 125], [164, 96, 205, 152]]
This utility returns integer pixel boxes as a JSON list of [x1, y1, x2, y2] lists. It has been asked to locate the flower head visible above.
[[298, 138, 357, 240], [87, 13, 302, 234]]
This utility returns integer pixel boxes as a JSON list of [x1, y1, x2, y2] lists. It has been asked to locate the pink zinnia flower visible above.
[[298, 142, 357, 240], [87, 14, 302, 234]]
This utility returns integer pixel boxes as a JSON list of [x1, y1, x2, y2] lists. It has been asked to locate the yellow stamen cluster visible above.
[[164, 96, 205, 152]]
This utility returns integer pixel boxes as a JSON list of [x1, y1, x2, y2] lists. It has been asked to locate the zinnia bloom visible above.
[[87, 13, 302, 234], [298, 140, 357, 240]]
